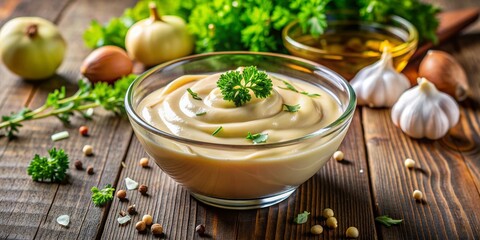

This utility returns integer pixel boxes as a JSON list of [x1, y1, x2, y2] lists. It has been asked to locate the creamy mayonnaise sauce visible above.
[[138, 73, 341, 144], [132, 70, 348, 199]]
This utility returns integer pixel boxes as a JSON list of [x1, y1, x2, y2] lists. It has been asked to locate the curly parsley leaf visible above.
[[246, 132, 269, 144], [293, 211, 310, 224], [91, 184, 115, 207], [27, 148, 69, 182], [375, 215, 403, 227], [217, 66, 273, 107]]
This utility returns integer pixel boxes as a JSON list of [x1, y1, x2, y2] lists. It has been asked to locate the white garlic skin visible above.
[[351, 51, 410, 107], [391, 78, 460, 140]]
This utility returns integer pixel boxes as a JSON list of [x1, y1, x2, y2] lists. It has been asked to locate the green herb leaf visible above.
[[217, 66, 273, 107], [293, 211, 310, 224], [27, 147, 69, 182], [279, 80, 320, 98], [212, 126, 223, 136], [187, 88, 202, 100], [246, 132, 269, 144], [195, 111, 207, 116], [283, 104, 301, 112], [375, 215, 403, 227], [91, 184, 115, 207]]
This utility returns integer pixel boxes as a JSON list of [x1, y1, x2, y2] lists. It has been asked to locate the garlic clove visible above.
[[81, 45, 133, 83], [419, 50, 469, 101], [351, 51, 410, 108], [392, 78, 460, 140]]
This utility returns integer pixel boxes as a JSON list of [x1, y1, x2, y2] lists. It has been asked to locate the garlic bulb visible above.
[[350, 51, 410, 107], [391, 78, 460, 140]]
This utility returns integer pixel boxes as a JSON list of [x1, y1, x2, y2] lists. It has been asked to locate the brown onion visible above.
[[419, 50, 469, 101], [81, 45, 133, 83]]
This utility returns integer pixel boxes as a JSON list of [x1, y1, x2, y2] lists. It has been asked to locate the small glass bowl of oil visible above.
[[282, 15, 418, 80]]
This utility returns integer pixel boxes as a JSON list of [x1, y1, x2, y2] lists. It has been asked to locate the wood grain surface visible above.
[[0, 0, 479, 239]]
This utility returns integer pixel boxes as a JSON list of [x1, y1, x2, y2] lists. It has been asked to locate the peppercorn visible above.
[[139, 157, 149, 168], [196, 224, 206, 235], [404, 158, 415, 169], [83, 145, 93, 156], [135, 221, 146, 232], [79, 126, 89, 136], [322, 208, 334, 218], [116, 190, 127, 200], [310, 225, 323, 235], [142, 214, 153, 226], [74, 160, 83, 170], [139, 185, 148, 195], [127, 204, 137, 215], [119, 210, 126, 217], [333, 151, 344, 161], [87, 166, 94, 175], [346, 226, 359, 238], [151, 223, 163, 235], [326, 217, 338, 228], [413, 190, 423, 201]]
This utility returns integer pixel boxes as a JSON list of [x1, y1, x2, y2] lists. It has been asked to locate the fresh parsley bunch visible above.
[[83, 0, 439, 53], [91, 184, 115, 207], [0, 74, 136, 140], [27, 148, 69, 182]]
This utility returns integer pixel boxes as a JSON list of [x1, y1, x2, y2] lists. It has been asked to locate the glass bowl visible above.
[[125, 52, 356, 209], [283, 15, 418, 80]]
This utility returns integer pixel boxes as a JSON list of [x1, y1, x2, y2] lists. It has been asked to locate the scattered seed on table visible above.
[[151, 223, 163, 235], [83, 145, 93, 156], [413, 190, 423, 201], [119, 210, 127, 217], [74, 160, 83, 170], [196, 224, 206, 235], [138, 185, 148, 195], [404, 158, 415, 169], [346, 226, 359, 238], [127, 205, 137, 215], [139, 157, 149, 168], [310, 225, 323, 235], [135, 221, 146, 232], [142, 214, 153, 226], [322, 208, 334, 218], [333, 151, 344, 161], [87, 166, 94, 175], [326, 217, 338, 228], [116, 190, 127, 200], [79, 126, 89, 136]]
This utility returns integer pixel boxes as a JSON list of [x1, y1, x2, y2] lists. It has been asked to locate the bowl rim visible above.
[[282, 15, 418, 58], [125, 51, 356, 149]]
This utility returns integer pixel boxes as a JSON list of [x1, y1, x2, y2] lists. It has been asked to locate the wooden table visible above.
[[0, 0, 479, 239]]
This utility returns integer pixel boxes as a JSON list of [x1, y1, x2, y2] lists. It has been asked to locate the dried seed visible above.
[[74, 160, 83, 170]]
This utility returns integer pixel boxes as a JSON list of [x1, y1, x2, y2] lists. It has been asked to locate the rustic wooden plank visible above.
[[0, 0, 137, 239], [102, 110, 377, 239], [363, 1, 480, 238], [23, 0, 137, 239], [363, 107, 480, 239]]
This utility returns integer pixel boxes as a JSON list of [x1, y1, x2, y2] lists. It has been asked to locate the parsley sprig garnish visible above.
[[246, 132, 268, 144], [27, 147, 69, 182], [0, 75, 136, 140], [91, 184, 115, 207], [217, 66, 273, 107], [375, 215, 403, 227]]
